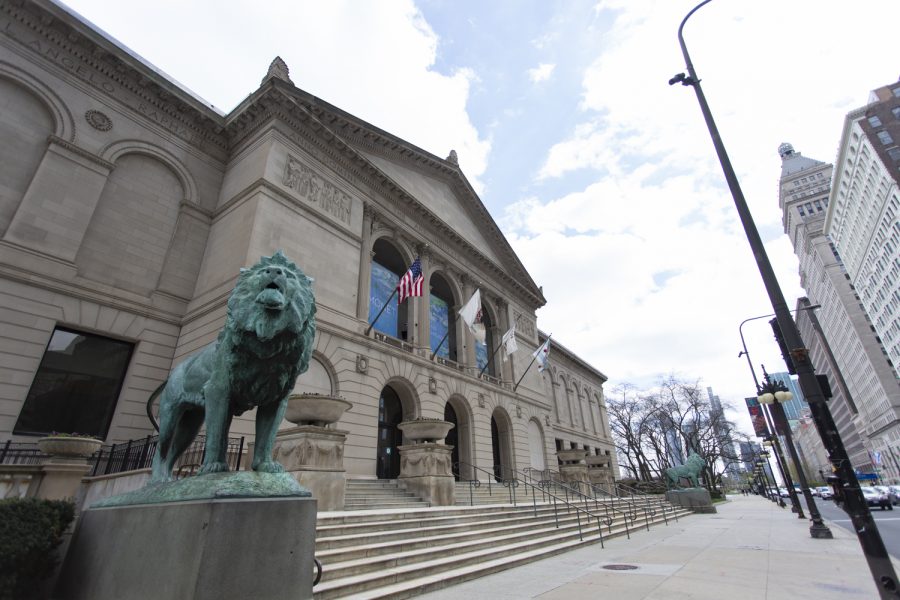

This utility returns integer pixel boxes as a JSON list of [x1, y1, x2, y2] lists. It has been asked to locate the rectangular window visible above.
[[888, 147, 900, 162], [893, 107, 900, 120], [878, 131, 893, 145], [893, 87, 900, 98], [14, 327, 134, 438], [868, 115, 883, 128]]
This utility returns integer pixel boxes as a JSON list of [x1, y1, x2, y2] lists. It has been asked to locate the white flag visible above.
[[532, 337, 551, 373], [458, 289, 485, 343], [501, 325, 518, 361]]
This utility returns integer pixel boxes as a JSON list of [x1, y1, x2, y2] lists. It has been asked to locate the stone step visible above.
[[343, 500, 431, 510], [313, 510, 687, 599]]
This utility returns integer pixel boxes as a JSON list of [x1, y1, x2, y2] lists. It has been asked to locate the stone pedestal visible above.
[[37, 458, 94, 501], [665, 488, 717, 513], [398, 443, 454, 506], [53, 495, 317, 600], [273, 425, 347, 511], [559, 463, 590, 493]]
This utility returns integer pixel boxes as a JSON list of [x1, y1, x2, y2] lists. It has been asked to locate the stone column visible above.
[[398, 443, 455, 506], [272, 426, 348, 511], [495, 298, 512, 382], [356, 203, 375, 321]]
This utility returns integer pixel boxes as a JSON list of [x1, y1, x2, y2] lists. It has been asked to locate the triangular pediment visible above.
[[227, 79, 545, 308]]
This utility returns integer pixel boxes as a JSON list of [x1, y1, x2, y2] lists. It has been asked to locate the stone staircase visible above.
[[313, 494, 689, 599], [343, 479, 430, 510]]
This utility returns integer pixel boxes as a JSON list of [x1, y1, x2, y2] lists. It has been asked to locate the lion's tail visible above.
[[146, 381, 167, 432]]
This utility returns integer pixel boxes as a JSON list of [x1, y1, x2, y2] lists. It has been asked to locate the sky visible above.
[[59, 0, 900, 437]]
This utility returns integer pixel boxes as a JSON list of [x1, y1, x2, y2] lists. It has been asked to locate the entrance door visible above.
[[444, 402, 460, 480], [491, 415, 502, 481], [376, 386, 403, 479], [528, 419, 546, 471]]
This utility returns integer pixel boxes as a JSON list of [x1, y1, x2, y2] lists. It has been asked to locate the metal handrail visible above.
[[589, 481, 678, 526], [518, 468, 645, 535], [455, 461, 613, 546]]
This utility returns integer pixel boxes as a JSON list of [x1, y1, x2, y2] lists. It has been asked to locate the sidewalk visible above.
[[418, 494, 891, 599]]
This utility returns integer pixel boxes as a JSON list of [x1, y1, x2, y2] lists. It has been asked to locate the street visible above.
[[811, 496, 900, 559]]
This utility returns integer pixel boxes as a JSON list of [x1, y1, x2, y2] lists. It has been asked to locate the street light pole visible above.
[[673, 1, 899, 594]]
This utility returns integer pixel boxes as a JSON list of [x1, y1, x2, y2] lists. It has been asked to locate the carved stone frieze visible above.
[[282, 154, 353, 225], [272, 427, 347, 471], [398, 444, 453, 478], [513, 311, 537, 340]]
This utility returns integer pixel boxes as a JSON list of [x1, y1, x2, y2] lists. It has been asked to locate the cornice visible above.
[[47, 134, 114, 170], [2, 0, 228, 155], [224, 83, 546, 309]]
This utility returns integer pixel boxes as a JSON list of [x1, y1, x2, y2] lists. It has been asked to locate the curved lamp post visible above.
[[673, 0, 897, 593], [757, 368, 830, 535]]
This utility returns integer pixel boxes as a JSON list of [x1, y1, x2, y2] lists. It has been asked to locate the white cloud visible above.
[[512, 0, 900, 425], [61, 0, 491, 192], [528, 63, 556, 84]]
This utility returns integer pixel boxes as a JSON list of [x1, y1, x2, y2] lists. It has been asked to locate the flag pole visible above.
[[512, 334, 550, 393], [478, 341, 504, 378], [364, 288, 398, 336], [429, 331, 450, 361]]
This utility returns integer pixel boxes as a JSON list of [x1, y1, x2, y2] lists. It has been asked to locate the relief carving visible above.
[[283, 154, 352, 225], [513, 311, 536, 339]]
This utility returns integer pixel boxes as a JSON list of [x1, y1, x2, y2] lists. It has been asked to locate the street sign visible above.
[[856, 473, 878, 480]]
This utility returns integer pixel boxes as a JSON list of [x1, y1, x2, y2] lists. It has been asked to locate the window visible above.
[[869, 116, 883, 128], [878, 131, 893, 145], [888, 147, 900, 163], [14, 327, 134, 438], [893, 107, 900, 120], [893, 87, 900, 98]]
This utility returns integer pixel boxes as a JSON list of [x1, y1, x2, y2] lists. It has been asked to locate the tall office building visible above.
[[767, 372, 807, 423], [777, 143, 879, 475]]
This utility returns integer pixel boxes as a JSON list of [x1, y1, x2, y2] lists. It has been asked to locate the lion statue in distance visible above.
[[665, 452, 705, 489], [150, 251, 316, 482]]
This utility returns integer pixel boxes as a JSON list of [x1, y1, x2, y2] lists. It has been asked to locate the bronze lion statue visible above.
[[665, 452, 705, 489], [149, 251, 316, 482]]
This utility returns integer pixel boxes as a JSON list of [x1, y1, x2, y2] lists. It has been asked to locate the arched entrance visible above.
[[528, 419, 546, 471], [444, 402, 460, 480], [490, 408, 514, 481], [376, 385, 404, 479]]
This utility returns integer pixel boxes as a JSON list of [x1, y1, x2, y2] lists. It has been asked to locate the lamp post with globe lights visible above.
[[672, 0, 899, 593], [757, 368, 831, 537]]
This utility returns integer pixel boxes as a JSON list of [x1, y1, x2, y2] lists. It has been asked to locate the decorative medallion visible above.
[[85, 109, 112, 132], [356, 355, 368, 374], [428, 377, 437, 394]]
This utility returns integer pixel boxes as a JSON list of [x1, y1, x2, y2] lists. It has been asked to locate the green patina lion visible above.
[[150, 251, 316, 482], [665, 452, 705, 489]]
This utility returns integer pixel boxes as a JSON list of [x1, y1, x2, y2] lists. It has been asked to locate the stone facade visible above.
[[0, 0, 615, 484]]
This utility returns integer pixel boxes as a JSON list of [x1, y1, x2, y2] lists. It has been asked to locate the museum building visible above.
[[0, 0, 617, 485]]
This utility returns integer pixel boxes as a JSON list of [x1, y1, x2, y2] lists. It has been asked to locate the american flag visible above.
[[397, 257, 424, 303]]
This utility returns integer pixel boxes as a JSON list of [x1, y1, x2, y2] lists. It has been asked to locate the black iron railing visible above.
[[0, 441, 47, 465]]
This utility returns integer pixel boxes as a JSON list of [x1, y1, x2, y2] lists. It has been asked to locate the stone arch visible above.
[[490, 405, 516, 481], [527, 417, 547, 471], [368, 236, 414, 341], [75, 151, 184, 295], [444, 393, 474, 480], [292, 350, 336, 396], [100, 140, 197, 204], [0, 62, 75, 141], [373, 377, 418, 480], [0, 72, 59, 234]]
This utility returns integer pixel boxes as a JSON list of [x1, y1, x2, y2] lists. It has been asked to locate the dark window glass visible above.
[[369, 261, 400, 337], [14, 327, 133, 438]]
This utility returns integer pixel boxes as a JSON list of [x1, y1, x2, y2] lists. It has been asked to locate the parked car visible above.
[[778, 487, 790, 498], [862, 487, 893, 510], [888, 485, 900, 505], [816, 486, 834, 500]]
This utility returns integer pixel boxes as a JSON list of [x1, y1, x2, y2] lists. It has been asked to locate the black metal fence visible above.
[[0, 435, 245, 478]]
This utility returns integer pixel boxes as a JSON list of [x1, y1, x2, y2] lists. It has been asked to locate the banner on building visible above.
[[745, 397, 769, 438]]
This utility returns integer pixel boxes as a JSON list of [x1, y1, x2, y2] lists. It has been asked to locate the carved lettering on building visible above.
[[283, 155, 352, 225], [513, 311, 536, 339]]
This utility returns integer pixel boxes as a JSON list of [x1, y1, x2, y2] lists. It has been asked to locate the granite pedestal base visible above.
[[398, 443, 454, 506], [665, 488, 717, 513], [53, 496, 317, 600]]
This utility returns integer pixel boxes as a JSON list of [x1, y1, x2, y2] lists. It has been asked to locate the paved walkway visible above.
[[418, 494, 895, 599]]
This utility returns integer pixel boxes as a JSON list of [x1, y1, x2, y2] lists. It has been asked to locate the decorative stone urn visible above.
[[38, 435, 102, 459], [398, 419, 454, 444], [585, 455, 608, 467], [272, 394, 353, 511], [284, 393, 352, 427], [556, 448, 588, 464]]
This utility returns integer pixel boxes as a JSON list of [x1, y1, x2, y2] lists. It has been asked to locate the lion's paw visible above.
[[199, 461, 229, 474], [253, 460, 285, 474]]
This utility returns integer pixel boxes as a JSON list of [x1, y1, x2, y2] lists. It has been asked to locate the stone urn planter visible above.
[[585, 455, 610, 467], [398, 419, 454, 444], [557, 449, 588, 464], [284, 393, 352, 427], [38, 435, 102, 458]]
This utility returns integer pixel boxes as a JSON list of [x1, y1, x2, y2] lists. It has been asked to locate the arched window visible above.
[[476, 308, 495, 376], [369, 239, 410, 340], [429, 272, 457, 361]]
